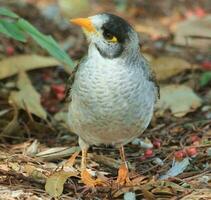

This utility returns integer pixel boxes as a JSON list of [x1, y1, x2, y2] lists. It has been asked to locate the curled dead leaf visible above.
[[156, 84, 202, 117], [9, 71, 47, 120], [151, 56, 192, 81], [0, 54, 61, 80], [36, 146, 80, 161], [45, 170, 78, 198], [173, 15, 211, 48], [24, 164, 47, 179], [0, 104, 19, 137]]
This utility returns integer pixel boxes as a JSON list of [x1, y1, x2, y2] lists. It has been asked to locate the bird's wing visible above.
[[149, 67, 160, 100], [141, 55, 160, 101], [64, 63, 79, 102]]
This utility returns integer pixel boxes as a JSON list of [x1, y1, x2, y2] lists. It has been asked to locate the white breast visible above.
[[68, 49, 156, 146]]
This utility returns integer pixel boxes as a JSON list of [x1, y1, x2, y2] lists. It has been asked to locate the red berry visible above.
[[186, 147, 197, 157], [144, 149, 153, 158], [153, 139, 161, 149], [190, 135, 200, 143], [56, 92, 65, 101], [201, 61, 211, 70], [51, 84, 65, 93], [51, 84, 65, 100], [195, 7, 206, 17], [6, 46, 14, 56], [174, 150, 185, 160]]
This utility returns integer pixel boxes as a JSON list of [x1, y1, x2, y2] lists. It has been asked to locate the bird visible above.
[[67, 13, 159, 186]]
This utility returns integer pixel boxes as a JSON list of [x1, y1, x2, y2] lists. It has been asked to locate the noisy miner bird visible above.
[[68, 13, 159, 186]]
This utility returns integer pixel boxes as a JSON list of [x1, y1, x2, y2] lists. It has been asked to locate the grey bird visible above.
[[67, 13, 159, 186]]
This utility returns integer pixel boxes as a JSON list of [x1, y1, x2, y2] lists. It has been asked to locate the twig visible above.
[[0, 169, 45, 185]]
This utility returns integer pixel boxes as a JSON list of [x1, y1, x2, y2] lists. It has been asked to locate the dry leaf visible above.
[[113, 186, 142, 198], [180, 189, 211, 200], [173, 15, 211, 48], [142, 188, 155, 200], [9, 71, 47, 119], [36, 146, 80, 161], [45, 170, 78, 198], [25, 140, 40, 156], [0, 105, 19, 137], [156, 84, 202, 117], [0, 54, 60, 80], [58, 0, 90, 18], [151, 56, 192, 81], [89, 153, 121, 169], [24, 164, 47, 179], [151, 186, 174, 196], [135, 20, 169, 39]]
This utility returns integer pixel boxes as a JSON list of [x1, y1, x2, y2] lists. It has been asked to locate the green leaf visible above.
[[200, 71, 211, 86], [0, 23, 11, 36], [0, 7, 19, 18], [0, 20, 26, 42], [17, 19, 74, 69]]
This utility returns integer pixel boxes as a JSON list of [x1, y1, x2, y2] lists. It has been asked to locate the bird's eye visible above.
[[103, 30, 117, 43]]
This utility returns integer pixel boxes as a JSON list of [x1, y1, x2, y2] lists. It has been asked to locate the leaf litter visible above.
[[0, 1, 211, 199]]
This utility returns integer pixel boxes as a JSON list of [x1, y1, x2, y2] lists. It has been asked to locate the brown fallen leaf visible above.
[[58, 0, 91, 18], [89, 153, 121, 169], [0, 54, 61, 80], [173, 15, 211, 48], [156, 84, 202, 117], [24, 164, 47, 180], [9, 71, 47, 120], [180, 189, 211, 200], [0, 104, 19, 137], [113, 185, 142, 198], [45, 170, 78, 198], [131, 176, 149, 186], [151, 56, 192, 81], [151, 186, 175, 196], [36, 146, 80, 161], [135, 20, 169, 39], [142, 188, 156, 200], [25, 140, 40, 156]]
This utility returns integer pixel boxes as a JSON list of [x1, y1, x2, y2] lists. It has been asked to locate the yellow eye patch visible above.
[[103, 30, 118, 43], [107, 36, 118, 43]]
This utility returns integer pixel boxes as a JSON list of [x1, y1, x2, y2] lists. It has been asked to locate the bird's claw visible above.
[[81, 169, 107, 187], [116, 163, 132, 186]]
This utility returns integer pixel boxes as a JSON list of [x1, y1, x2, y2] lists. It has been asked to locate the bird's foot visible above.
[[81, 169, 107, 187], [116, 163, 131, 186]]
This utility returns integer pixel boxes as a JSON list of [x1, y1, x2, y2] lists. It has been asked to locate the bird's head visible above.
[[70, 13, 140, 59]]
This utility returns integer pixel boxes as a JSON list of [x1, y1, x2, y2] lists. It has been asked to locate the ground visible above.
[[0, 0, 210, 199]]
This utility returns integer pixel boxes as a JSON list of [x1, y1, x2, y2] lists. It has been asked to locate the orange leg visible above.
[[116, 145, 131, 185], [80, 148, 107, 187]]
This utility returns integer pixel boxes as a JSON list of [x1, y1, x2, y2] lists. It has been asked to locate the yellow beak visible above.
[[70, 18, 96, 33]]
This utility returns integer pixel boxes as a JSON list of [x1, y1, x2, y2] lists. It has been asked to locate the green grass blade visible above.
[[17, 19, 74, 69], [0, 20, 26, 42], [0, 7, 19, 18]]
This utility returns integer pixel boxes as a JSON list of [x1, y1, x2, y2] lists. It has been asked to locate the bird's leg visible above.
[[79, 138, 106, 187], [81, 148, 87, 171], [116, 145, 131, 185]]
